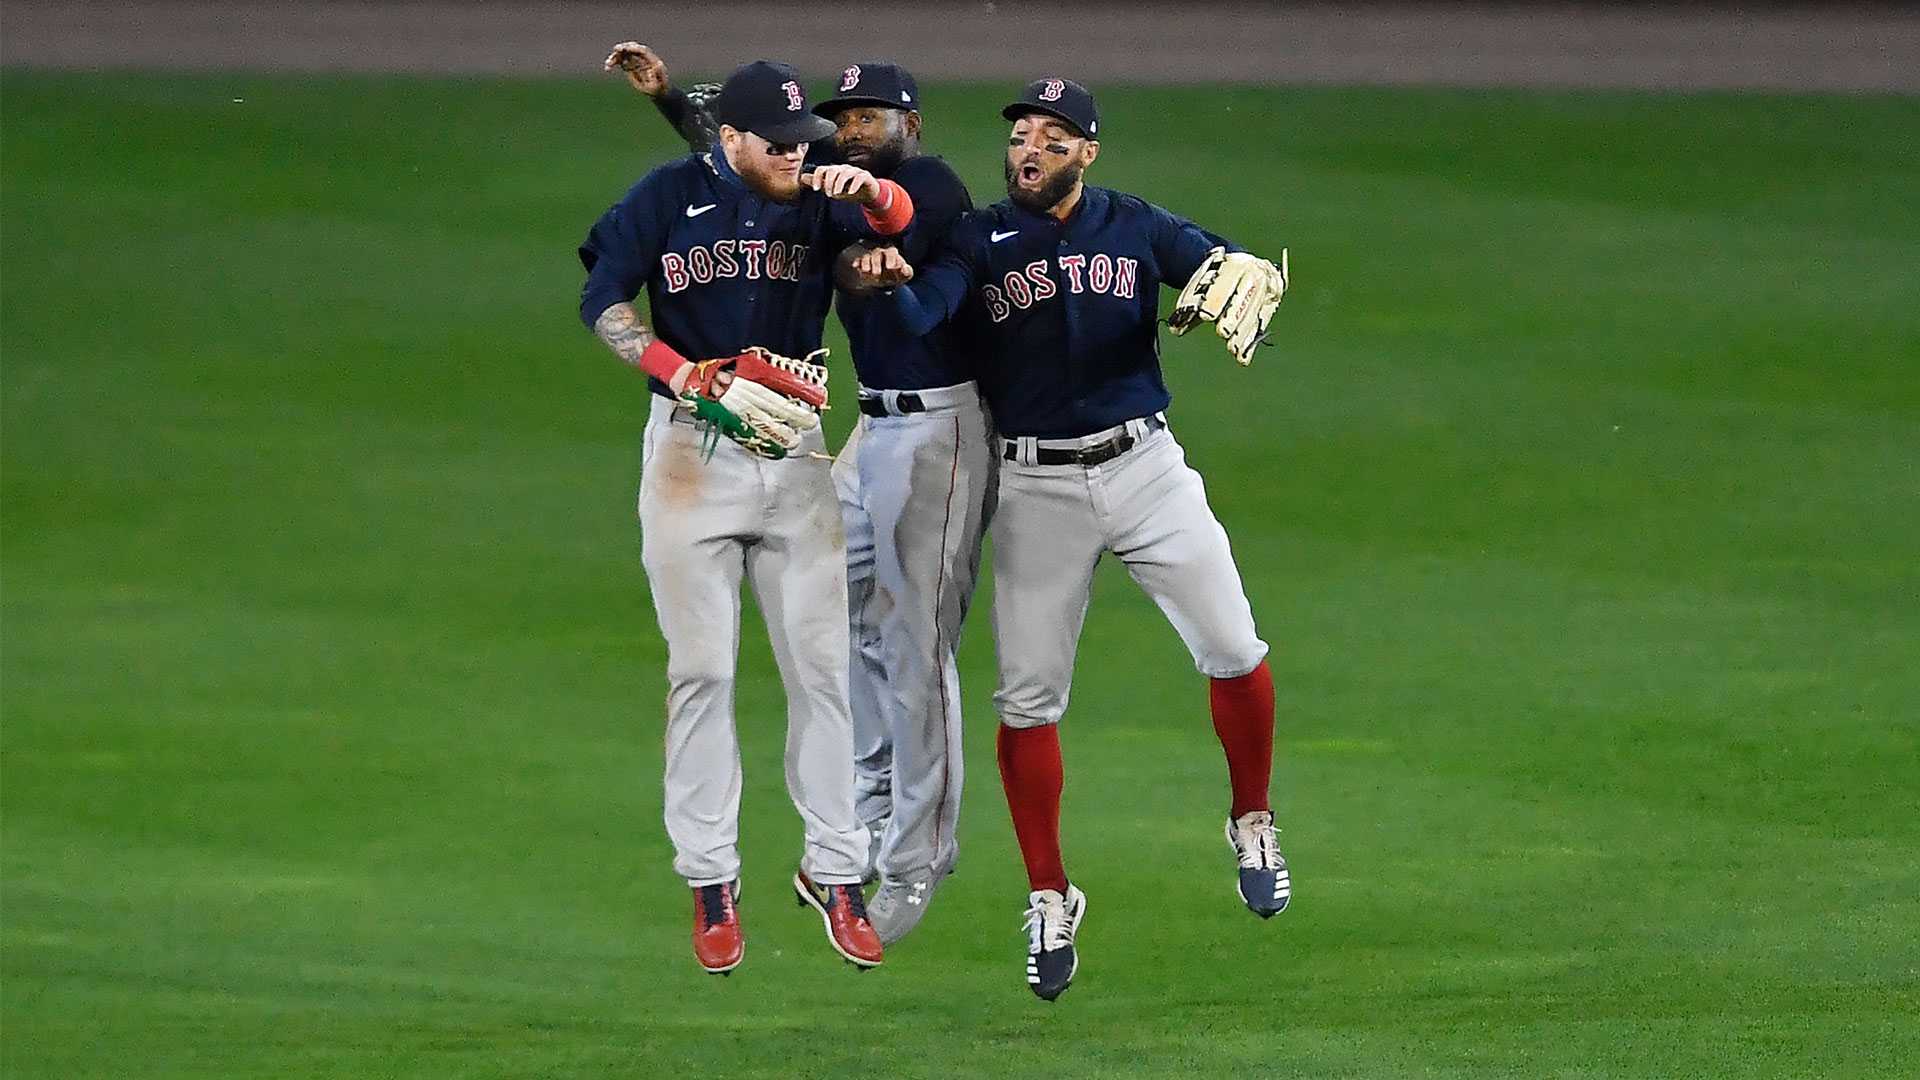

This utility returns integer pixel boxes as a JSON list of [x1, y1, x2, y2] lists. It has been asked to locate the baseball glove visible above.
[[1167, 246, 1289, 366], [677, 83, 723, 152], [679, 347, 831, 460]]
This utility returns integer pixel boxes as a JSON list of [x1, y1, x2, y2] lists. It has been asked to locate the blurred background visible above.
[[5, 1, 1919, 90], [4, 3, 1917, 1078]]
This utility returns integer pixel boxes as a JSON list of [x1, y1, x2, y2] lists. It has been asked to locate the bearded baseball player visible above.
[[608, 44, 991, 945], [852, 78, 1291, 1000], [576, 59, 916, 975]]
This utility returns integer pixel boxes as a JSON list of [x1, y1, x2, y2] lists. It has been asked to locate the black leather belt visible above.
[[1007, 416, 1165, 466], [859, 393, 926, 418]]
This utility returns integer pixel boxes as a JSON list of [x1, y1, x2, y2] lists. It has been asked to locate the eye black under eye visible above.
[[1045, 143, 1070, 155]]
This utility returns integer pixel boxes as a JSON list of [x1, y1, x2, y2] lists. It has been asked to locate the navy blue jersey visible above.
[[835, 154, 974, 391], [886, 186, 1238, 438], [635, 91, 971, 391], [578, 151, 899, 398]]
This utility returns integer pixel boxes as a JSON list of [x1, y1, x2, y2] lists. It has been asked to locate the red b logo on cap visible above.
[[841, 65, 861, 92], [782, 80, 803, 111], [1040, 79, 1065, 102]]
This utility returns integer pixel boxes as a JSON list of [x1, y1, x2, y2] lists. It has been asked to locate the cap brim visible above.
[[813, 95, 914, 118], [1001, 102, 1087, 137], [751, 113, 838, 144]]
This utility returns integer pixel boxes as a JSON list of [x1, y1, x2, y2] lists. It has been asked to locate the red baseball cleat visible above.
[[792, 870, 883, 968], [692, 880, 743, 975]]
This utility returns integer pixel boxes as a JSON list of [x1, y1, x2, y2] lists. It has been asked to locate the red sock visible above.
[[996, 724, 1067, 893], [1210, 660, 1275, 818]]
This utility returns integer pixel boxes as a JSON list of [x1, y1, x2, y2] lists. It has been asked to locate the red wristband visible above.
[[861, 179, 914, 236], [637, 339, 689, 384]]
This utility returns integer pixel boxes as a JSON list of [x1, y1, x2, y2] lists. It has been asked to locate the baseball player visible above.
[[576, 59, 916, 975], [607, 44, 992, 945], [850, 78, 1291, 1000]]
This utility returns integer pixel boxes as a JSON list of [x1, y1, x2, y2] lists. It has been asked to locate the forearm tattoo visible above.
[[653, 83, 722, 153], [593, 302, 657, 369]]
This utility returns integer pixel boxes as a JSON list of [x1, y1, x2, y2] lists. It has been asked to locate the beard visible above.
[[739, 159, 804, 202], [838, 136, 907, 177], [1006, 158, 1083, 214]]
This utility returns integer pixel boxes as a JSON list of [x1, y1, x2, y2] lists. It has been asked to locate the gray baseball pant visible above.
[[991, 415, 1268, 728], [832, 383, 995, 881], [637, 395, 869, 887]]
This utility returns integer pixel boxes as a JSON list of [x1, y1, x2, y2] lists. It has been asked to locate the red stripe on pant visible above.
[[929, 417, 961, 865]]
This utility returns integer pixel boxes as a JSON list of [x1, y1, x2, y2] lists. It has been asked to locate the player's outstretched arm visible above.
[[862, 248, 976, 337], [885, 282, 945, 337], [604, 40, 718, 152], [605, 41, 670, 96], [804, 166, 915, 236]]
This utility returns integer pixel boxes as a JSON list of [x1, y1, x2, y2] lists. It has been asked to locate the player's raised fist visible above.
[[801, 164, 883, 206], [854, 245, 914, 289], [604, 41, 670, 98]]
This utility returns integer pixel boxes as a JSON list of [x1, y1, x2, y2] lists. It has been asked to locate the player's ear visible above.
[[1081, 140, 1100, 167], [903, 110, 922, 140]]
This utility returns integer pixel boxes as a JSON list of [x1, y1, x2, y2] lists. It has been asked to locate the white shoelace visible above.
[[1234, 812, 1282, 871], [1023, 891, 1075, 952]]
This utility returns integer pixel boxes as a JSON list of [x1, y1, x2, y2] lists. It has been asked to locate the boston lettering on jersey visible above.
[[980, 252, 1139, 321], [578, 151, 896, 398], [624, 89, 975, 391], [658, 238, 812, 292], [882, 186, 1240, 438]]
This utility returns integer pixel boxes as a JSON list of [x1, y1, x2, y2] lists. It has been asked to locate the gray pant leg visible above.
[[834, 421, 894, 833], [989, 462, 1106, 729], [862, 404, 994, 877], [750, 439, 868, 886], [639, 407, 755, 886], [1103, 431, 1269, 678]]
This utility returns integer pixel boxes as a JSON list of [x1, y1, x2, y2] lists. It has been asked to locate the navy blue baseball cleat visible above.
[[1022, 883, 1086, 1001], [1226, 810, 1291, 917]]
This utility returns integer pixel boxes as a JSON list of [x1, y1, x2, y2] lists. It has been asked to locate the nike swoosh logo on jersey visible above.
[[686, 203, 717, 218], [990, 229, 1019, 242]]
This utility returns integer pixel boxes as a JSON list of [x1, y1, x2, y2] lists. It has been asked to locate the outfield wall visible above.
[[3, 1, 1916, 92]]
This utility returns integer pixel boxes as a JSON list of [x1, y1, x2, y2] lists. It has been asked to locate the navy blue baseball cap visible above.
[[814, 61, 920, 117], [716, 60, 837, 144], [1003, 78, 1098, 138]]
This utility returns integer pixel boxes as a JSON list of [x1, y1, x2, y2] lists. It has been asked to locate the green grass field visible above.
[[4, 72, 1917, 1077]]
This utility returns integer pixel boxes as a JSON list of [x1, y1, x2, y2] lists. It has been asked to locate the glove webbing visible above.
[[751, 347, 831, 403]]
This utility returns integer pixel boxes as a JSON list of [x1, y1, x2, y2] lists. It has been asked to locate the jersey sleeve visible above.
[[825, 179, 914, 243], [578, 167, 675, 328], [650, 86, 717, 153], [1149, 201, 1242, 287], [885, 214, 984, 336], [893, 157, 974, 264]]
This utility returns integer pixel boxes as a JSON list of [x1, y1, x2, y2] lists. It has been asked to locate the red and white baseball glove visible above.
[[679, 347, 831, 459]]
